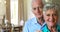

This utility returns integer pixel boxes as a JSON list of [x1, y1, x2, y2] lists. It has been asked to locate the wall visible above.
[[0, 0, 6, 16], [0, 0, 6, 25], [23, 0, 27, 21]]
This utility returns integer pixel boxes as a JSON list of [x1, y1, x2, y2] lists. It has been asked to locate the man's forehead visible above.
[[32, 0, 43, 5], [32, 0, 42, 3]]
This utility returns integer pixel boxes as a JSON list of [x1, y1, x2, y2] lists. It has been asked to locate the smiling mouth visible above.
[[48, 21, 54, 23]]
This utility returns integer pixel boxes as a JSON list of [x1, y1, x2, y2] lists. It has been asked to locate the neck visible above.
[[37, 18, 44, 26], [48, 25, 57, 32]]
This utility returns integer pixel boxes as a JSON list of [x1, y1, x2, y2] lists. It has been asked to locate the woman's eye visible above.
[[53, 14, 57, 16]]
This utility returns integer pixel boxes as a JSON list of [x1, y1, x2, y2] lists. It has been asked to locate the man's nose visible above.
[[36, 8, 40, 12]]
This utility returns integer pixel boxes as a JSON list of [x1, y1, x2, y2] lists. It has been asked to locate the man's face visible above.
[[32, 0, 43, 19], [44, 9, 58, 27]]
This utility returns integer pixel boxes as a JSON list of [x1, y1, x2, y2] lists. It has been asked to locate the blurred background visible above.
[[0, 0, 60, 32]]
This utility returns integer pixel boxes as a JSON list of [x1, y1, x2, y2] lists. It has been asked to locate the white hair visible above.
[[43, 3, 60, 15]]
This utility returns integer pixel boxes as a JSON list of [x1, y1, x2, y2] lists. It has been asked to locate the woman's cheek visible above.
[[45, 16, 49, 22]]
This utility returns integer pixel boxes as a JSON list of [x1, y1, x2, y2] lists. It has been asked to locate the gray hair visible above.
[[43, 3, 60, 15]]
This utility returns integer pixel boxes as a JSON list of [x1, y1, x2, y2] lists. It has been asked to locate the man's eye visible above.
[[33, 8, 36, 10], [46, 14, 50, 16], [39, 6, 43, 9], [39, 7, 43, 9]]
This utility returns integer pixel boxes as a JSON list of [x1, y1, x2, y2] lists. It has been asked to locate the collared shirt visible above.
[[42, 24, 60, 32], [23, 17, 46, 32]]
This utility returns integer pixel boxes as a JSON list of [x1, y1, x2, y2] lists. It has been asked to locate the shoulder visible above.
[[42, 24, 47, 30], [23, 17, 36, 32], [56, 24, 60, 32], [57, 25, 60, 31], [27, 17, 36, 22], [24, 17, 36, 26]]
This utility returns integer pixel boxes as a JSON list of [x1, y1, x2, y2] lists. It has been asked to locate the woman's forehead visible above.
[[43, 9, 56, 14]]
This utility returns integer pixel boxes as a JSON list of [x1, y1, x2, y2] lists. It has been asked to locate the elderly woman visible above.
[[36, 4, 60, 32], [41, 3, 60, 32]]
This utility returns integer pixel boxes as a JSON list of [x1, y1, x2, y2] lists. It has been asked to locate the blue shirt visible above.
[[42, 24, 60, 32], [23, 17, 46, 32]]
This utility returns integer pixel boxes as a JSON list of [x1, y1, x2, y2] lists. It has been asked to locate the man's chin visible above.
[[37, 16, 42, 18], [37, 15, 42, 17]]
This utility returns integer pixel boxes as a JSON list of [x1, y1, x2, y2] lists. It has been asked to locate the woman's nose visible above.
[[50, 16, 54, 21]]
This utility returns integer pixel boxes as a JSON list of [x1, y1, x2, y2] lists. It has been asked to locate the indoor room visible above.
[[0, 0, 60, 32]]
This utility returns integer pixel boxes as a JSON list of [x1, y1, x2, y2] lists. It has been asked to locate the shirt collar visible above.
[[44, 24, 50, 32], [32, 17, 46, 28], [45, 24, 59, 32], [33, 17, 46, 24], [32, 17, 38, 24]]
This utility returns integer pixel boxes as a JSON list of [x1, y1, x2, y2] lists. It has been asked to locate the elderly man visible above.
[[23, 0, 46, 32]]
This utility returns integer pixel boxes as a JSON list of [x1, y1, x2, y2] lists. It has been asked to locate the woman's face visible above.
[[44, 9, 58, 27]]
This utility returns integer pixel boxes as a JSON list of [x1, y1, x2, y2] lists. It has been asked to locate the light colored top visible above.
[[23, 17, 46, 32], [42, 24, 60, 32]]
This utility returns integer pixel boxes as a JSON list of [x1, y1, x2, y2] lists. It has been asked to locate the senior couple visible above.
[[23, 0, 60, 32]]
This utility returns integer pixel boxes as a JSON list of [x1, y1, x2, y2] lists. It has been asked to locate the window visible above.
[[10, 0, 18, 25]]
